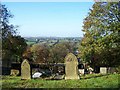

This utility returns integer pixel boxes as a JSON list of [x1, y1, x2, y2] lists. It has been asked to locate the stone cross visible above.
[[65, 53, 79, 79], [21, 59, 31, 80]]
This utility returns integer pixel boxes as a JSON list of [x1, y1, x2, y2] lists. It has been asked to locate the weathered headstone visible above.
[[79, 69, 84, 75], [100, 67, 107, 74], [65, 53, 79, 79], [88, 67, 94, 74], [54, 74, 65, 80], [78, 64, 84, 75], [107, 67, 117, 74], [21, 59, 31, 80], [10, 69, 19, 76]]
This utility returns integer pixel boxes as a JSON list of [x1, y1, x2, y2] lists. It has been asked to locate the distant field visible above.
[[26, 41, 36, 45], [1, 74, 119, 88]]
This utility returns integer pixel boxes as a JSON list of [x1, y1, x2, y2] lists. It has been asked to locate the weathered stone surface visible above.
[[65, 53, 79, 79], [54, 75, 65, 80], [100, 67, 107, 74], [79, 69, 84, 75], [21, 59, 31, 80], [107, 67, 117, 74], [10, 69, 19, 76]]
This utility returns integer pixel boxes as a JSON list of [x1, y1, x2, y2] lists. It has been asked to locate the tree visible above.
[[49, 42, 76, 63], [30, 44, 50, 63], [79, 2, 120, 67], [1, 4, 27, 66], [9, 36, 27, 62], [22, 46, 33, 61]]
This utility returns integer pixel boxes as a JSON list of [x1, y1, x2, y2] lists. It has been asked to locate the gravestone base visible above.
[[65, 76, 79, 80]]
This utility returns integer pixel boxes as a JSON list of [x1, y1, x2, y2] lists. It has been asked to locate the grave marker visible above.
[[65, 53, 79, 79], [21, 59, 31, 80], [100, 67, 107, 74]]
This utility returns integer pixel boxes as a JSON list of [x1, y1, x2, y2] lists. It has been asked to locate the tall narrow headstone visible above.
[[21, 59, 31, 80], [65, 53, 79, 79]]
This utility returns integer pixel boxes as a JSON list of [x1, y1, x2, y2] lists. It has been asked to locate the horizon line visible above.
[[23, 36, 83, 38]]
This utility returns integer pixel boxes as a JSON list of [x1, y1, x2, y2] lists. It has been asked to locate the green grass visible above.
[[1, 74, 120, 88]]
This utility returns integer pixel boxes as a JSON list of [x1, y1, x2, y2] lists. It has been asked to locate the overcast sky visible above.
[[2, 2, 94, 37]]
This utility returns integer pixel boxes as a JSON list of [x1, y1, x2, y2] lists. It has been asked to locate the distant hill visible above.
[[24, 36, 83, 41], [23, 36, 83, 46]]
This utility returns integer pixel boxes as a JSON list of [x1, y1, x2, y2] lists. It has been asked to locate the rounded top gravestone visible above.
[[21, 59, 31, 80], [65, 53, 79, 79]]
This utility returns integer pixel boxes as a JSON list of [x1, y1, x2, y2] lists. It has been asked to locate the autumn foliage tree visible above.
[[79, 2, 120, 67], [49, 42, 76, 63], [27, 44, 50, 63], [23, 42, 76, 64]]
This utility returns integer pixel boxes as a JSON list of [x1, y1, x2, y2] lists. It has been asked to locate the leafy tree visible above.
[[1, 4, 27, 65], [22, 46, 32, 61], [49, 42, 76, 63], [30, 44, 49, 63], [10, 36, 27, 62], [79, 2, 120, 67]]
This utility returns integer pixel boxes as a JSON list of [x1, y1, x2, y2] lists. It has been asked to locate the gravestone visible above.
[[79, 69, 84, 75], [10, 69, 19, 76], [88, 67, 94, 74], [54, 75, 65, 80], [65, 53, 79, 79], [78, 64, 84, 75], [107, 67, 117, 74], [21, 59, 31, 80], [100, 67, 107, 74]]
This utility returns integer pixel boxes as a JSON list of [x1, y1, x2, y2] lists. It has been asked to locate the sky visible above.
[[2, 2, 94, 37]]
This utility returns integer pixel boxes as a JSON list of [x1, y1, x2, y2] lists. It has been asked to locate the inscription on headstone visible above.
[[65, 53, 79, 79], [21, 59, 31, 80]]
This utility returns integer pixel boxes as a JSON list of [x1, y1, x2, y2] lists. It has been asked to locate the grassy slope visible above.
[[1, 74, 120, 88]]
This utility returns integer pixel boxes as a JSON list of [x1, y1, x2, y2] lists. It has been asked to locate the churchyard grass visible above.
[[1, 73, 119, 88]]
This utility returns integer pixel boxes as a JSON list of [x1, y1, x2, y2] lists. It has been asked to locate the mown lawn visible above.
[[1, 74, 120, 88]]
